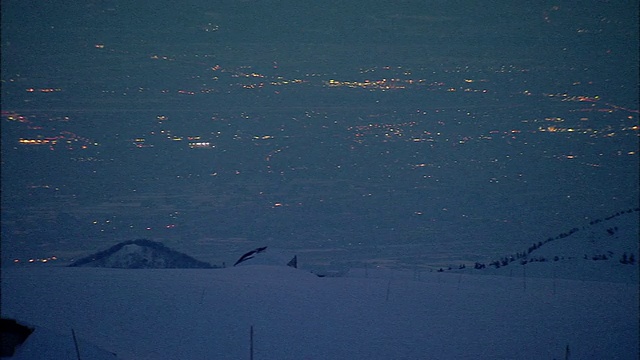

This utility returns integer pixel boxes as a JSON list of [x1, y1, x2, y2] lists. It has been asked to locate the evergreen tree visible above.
[[620, 253, 628, 264]]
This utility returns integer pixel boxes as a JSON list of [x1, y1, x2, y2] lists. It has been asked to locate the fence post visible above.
[[250, 325, 254, 360], [71, 328, 82, 360]]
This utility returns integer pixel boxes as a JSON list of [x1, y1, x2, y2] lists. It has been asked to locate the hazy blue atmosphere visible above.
[[1, 0, 638, 270]]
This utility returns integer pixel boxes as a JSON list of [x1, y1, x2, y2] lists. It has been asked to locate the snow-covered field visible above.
[[2, 262, 638, 360]]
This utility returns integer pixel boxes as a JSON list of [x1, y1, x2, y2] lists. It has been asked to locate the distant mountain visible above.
[[68, 239, 214, 269]]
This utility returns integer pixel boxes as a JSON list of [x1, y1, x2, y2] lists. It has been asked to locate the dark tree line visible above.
[[620, 252, 636, 265], [468, 208, 639, 271]]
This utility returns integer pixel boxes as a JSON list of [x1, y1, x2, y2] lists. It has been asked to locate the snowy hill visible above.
[[460, 208, 640, 283], [68, 239, 214, 269], [1, 264, 637, 360]]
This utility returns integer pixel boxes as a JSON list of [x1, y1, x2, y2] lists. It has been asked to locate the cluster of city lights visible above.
[[25, 87, 62, 93], [13, 256, 59, 264]]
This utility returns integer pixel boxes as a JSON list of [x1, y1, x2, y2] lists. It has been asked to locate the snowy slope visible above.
[[459, 209, 639, 283], [1, 265, 637, 360], [523, 208, 638, 263]]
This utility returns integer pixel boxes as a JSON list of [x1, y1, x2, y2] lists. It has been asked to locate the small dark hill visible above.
[[68, 239, 214, 269]]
